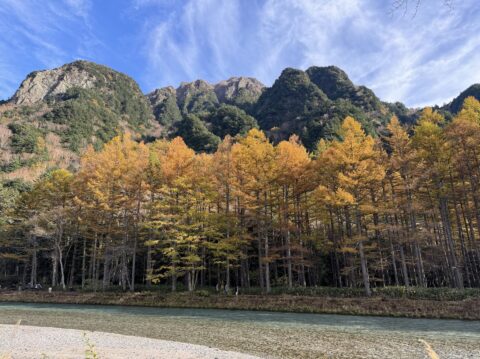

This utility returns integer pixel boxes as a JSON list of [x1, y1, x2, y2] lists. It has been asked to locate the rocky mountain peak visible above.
[[277, 68, 312, 87], [214, 76, 265, 104], [11, 60, 98, 105], [146, 86, 182, 126], [306, 66, 355, 100], [147, 86, 176, 105], [175, 80, 218, 114], [306, 65, 382, 112], [176, 80, 214, 101]]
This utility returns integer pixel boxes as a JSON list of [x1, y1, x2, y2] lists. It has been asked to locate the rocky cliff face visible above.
[[172, 77, 265, 109], [147, 77, 265, 124], [12, 62, 97, 105], [148, 86, 176, 105], [0, 60, 155, 182], [214, 77, 264, 109], [176, 80, 218, 114], [147, 86, 182, 127]]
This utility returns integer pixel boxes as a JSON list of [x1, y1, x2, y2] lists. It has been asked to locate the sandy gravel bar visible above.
[[0, 324, 262, 359], [1, 304, 479, 358]]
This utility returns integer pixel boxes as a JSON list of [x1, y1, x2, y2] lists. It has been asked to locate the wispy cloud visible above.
[[63, 0, 92, 18], [140, 0, 480, 107], [1, 0, 479, 107], [138, 0, 246, 89], [0, 0, 98, 99]]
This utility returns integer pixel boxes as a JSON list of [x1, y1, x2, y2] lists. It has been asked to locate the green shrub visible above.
[[208, 104, 258, 138], [8, 123, 45, 153], [375, 286, 480, 301], [236, 286, 480, 300], [173, 114, 220, 152], [195, 290, 211, 297]]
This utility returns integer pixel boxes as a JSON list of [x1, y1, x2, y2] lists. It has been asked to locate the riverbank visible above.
[[0, 324, 261, 359], [1, 303, 479, 359], [1, 290, 479, 320]]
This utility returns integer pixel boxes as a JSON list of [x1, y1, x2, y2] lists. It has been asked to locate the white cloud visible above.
[[141, 0, 480, 107], [63, 0, 92, 18], [0, 0, 100, 99], [140, 0, 245, 89], [1, 0, 478, 106]]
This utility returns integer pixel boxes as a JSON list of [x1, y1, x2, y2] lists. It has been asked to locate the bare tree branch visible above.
[[390, 0, 454, 18]]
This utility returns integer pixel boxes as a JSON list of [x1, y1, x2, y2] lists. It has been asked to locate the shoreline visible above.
[[1, 290, 479, 320], [0, 324, 261, 359], [1, 302, 479, 358]]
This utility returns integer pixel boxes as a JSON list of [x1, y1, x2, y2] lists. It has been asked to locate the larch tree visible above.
[[413, 108, 463, 289], [326, 117, 386, 296], [275, 135, 311, 288], [4, 97, 480, 293], [231, 129, 276, 292]]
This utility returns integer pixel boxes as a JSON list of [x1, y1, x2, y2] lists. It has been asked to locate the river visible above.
[[0, 302, 479, 358]]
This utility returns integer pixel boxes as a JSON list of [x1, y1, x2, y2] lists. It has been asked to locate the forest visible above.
[[1, 96, 480, 296]]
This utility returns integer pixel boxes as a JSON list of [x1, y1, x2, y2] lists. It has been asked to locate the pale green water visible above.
[[0, 302, 479, 358]]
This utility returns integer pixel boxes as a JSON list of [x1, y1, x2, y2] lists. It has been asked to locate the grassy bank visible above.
[[0, 288, 479, 320]]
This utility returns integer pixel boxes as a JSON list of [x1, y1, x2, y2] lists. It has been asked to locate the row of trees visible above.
[[1, 97, 480, 295]]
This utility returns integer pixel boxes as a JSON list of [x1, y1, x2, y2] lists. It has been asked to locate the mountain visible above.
[[214, 77, 265, 111], [306, 66, 382, 112], [254, 66, 395, 149], [255, 68, 329, 130], [147, 76, 264, 122], [0, 60, 156, 182], [146, 76, 264, 151], [148, 67, 393, 151], [147, 86, 182, 127], [1, 60, 479, 183], [445, 84, 480, 114]]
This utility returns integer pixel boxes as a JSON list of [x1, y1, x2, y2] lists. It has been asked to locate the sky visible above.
[[0, 0, 479, 107]]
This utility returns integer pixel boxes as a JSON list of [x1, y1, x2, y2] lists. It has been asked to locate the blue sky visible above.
[[0, 0, 479, 107]]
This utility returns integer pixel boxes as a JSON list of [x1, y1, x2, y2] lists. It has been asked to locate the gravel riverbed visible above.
[[0, 324, 261, 359], [0, 303, 479, 358]]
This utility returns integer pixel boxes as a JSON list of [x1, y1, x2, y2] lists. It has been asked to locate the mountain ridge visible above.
[[0, 60, 478, 183], [3, 60, 476, 114]]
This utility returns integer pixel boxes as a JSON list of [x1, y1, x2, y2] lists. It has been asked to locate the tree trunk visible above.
[[356, 210, 371, 296], [399, 245, 410, 287], [284, 186, 293, 289], [358, 241, 371, 296], [52, 253, 58, 288], [81, 237, 86, 289], [439, 196, 464, 289], [130, 233, 137, 291], [29, 237, 37, 287], [57, 243, 66, 290], [68, 241, 77, 287]]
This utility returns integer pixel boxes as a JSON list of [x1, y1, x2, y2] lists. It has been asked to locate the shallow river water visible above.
[[0, 302, 479, 358]]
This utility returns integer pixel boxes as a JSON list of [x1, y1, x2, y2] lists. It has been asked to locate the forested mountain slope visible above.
[[0, 60, 478, 185], [1, 60, 480, 295], [148, 65, 476, 152], [0, 61, 157, 183]]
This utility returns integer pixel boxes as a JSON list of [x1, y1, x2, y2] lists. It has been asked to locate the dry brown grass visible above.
[[419, 339, 440, 359], [0, 124, 12, 149], [1, 290, 478, 320], [0, 131, 79, 183]]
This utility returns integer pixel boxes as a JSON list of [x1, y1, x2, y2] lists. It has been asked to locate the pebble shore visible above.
[[0, 324, 262, 359]]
